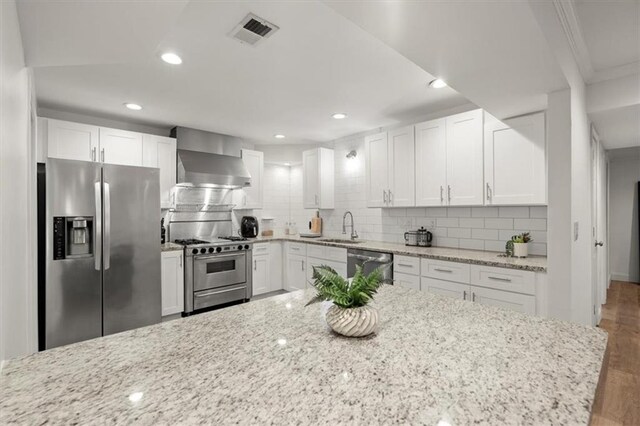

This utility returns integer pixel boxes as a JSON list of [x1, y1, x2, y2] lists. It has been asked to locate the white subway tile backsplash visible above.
[[529, 206, 548, 218], [437, 217, 459, 228], [514, 218, 547, 231], [435, 237, 459, 248], [447, 207, 471, 217], [459, 239, 485, 250], [484, 240, 507, 252], [448, 228, 471, 238], [498, 206, 530, 218], [529, 243, 547, 256], [459, 218, 485, 228], [472, 207, 499, 217], [472, 228, 499, 240], [484, 218, 514, 229], [425, 207, 448, 217], [389, 208, 407, 217]]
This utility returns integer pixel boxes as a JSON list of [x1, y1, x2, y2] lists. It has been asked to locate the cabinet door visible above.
[[161, 251, 184, 316], [394, 272, 421, 291], [484, 112, 546, 205], [303, 149, 319, 208], [241, 149, 264, 209], [415, 118, 447, 206], [469, 285, 535, 315], [47, 119, 99, 162], [388, 126, 415, 207], [99, 127, 143, 166], [421, 277, 468, 300], [317, 148, 335, 209], [306, 257, 347, 283], [286, 255, 307, 291], [252, 254, 270, 296], [365, 132, 389, 207], [143, 135, 177, 209], [446, 110, 484, 206]]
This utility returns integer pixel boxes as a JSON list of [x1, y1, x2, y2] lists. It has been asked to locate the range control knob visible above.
[[192, 248, 199, 255], [238, 245, 243, 250], [216, 247, 222, 253], [244, 245, 250, 250], [208, 247, 214, 253], [200, 248, 207, 254]]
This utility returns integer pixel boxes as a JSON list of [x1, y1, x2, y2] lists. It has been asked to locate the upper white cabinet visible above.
[[98, 127, 143, 167], [239, 149, 264, 209], [445, 110, 484, 206], [484, 112, 546, 205], [415, 118, 447, 206], [302, 147, 334, 209], [143, 135, 177, 209], [365, 126, 415, 207], [47, 119, 99, 162]]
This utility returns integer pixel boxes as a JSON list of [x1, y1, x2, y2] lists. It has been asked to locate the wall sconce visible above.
[[346, 150, 357, 159]]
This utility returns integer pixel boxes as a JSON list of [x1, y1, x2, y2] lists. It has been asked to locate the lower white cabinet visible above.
[[421, 277, 468, 300], [470, 285, 535, 315], [286, 254, 307, 291], [306, 257, 347, 282], [252, 243, 270, 296], [161, 251, 184, 316], [394, 272, 420, 291]]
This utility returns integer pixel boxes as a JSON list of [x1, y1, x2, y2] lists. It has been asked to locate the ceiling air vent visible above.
[[229, 13, 279, 47]]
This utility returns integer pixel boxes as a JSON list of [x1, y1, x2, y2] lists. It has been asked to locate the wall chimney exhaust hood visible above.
[[172, 127, 252, 189]]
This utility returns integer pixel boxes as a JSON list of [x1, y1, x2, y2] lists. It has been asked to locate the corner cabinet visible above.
[[365, 126, 416, 207], [302, 147, 334, 209], [143, 135, 177, 209], [161, 250, 184, 316], [239, 149, 264, 209], [484, 112, 546, 205]]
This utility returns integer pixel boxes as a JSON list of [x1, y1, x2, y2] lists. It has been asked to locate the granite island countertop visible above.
[[253, 235, 547, 272], [0, 286, 606, 425]]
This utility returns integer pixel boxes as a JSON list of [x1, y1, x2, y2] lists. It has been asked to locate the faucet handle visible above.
[[352, 230, 359, 240]]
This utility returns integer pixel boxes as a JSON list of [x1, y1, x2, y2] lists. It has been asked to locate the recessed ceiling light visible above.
[[332, 113, 347, 120], [161, 52, 182, 65], [274, 134, 285, 139], [284, 162, 291, 166], [124, 103, 142, 111], [429, 79, 447, 89]]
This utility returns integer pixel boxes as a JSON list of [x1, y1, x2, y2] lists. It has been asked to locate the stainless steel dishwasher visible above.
[[347, 248, 393, 281]]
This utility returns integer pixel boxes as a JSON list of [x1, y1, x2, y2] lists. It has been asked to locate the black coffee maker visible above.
[[240, 216, 259, 238]]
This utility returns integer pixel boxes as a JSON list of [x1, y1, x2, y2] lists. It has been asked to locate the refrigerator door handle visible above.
[[104, 182, 111, 270], [94, 181, 102, 270]]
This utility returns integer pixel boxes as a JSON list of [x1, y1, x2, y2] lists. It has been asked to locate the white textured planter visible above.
[[326, 305, 379, 337], [512, 242, 529, 258]]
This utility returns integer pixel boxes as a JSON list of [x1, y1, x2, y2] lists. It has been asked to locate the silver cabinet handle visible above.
[[101, 148, 105, 163], [440, 186, 444, 203], [314, 194, 319, 206], [447, 185, 451, 202], [472, 292, 476, 302], [301, 260, 305, 271], [463, 290, 467, 300], [383, 190, 387, 204], [488, 276, 511, 282], [388, 189, 393, 204], [103, 182, 111, 270], [397, 263, 413, 268], [595, 241, 604, 247], [434, 268, 453, 273], [254, 260, 257, 270], [486, 183, 492, 200], [179, 255, 182, 268], [94, 181, 102, 271], [92, 147, 97, 162]]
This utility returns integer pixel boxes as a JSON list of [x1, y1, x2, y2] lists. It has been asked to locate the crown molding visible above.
[[553, 0, 594, 82]]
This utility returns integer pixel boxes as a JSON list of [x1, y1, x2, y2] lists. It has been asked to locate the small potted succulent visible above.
[[306, 265, 387, 337], [507, 232, 532, 258]]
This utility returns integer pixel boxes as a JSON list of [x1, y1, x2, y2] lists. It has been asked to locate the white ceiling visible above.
[[324, 1, 568, 120], [17, 1, 469, 144]]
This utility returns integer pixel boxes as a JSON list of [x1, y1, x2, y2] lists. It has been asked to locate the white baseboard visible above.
[[611, 273, 630, 282]]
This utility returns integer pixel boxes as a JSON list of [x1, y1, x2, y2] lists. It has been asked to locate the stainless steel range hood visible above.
[[173, 127, 251, 189]]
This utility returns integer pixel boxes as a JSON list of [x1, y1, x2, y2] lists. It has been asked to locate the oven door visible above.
[[193, 252, 246, 292]]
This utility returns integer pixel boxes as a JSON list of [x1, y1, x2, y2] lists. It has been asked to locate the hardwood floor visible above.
[[591, 281, 640, 426]]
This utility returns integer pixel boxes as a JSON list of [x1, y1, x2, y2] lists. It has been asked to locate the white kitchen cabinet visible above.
[[286, 254, 307, 291], [252, 243, 270, 296], [142, 134, 177, 209], [302, 147, 334, 209], [394, 272, 421, 291], [306, 257, 347, 283], [415, 118, 447, 206], [161, 250, 184, 316], [387, 126, 416, 207], [47, 119, 99, 162], [99, 127, 143, 167], [445, 109, 484, 206], [421, 277, 468, 300], [365, 131, 389, 207], [469, 285, 536, 315], [240, 149, 264, 209], [484, 112, 546, 205]]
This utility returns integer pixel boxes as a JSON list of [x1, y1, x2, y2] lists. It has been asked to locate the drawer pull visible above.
[[397, 263, 414, 268], [434, 268, 453, 273], [472, 292, 476, 302], [463, 290, 467, 300], [488, 276, 512, 282]]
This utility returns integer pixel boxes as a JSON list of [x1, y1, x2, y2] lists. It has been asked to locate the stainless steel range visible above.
[[175, 237, 253, 314], [167, 186, 253, 314]]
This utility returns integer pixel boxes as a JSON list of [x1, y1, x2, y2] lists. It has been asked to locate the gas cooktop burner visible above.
[[220, 236, 248, 242], [174, 238, 209, 246]]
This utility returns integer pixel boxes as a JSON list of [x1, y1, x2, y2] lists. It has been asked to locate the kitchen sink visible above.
[[318, 238, 363, 244]]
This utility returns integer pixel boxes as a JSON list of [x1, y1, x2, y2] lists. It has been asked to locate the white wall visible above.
[[609, 157, 640, 282], [1, 0, 37, 361]]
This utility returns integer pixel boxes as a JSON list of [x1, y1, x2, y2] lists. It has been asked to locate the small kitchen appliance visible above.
[[301, 212, 322, 238], [240, 216, 259, 238], [404, 227, 433, 247]]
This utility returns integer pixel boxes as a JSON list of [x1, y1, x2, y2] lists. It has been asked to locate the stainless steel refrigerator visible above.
[[39, 158, 161, 350]]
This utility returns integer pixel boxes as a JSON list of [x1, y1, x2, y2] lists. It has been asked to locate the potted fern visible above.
[[306, 265, 386, 337], [508, 232, 532, 258]]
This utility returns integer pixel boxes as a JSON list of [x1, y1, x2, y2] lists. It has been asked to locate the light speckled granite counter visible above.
[[254, 235, 547, 272], [0, 286, 605, 425], [160, 242, 183, 252]]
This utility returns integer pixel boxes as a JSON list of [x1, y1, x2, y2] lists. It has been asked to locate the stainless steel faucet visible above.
[[342, 211, 358, 240]]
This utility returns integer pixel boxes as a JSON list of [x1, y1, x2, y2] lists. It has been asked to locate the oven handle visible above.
[[196, 286, 246, 298], [193, 252, 245, 262]]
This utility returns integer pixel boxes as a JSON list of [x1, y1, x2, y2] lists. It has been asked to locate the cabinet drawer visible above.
[[394, 255, 420, 276], [470, 265, 535, 295], [421, 277, 468, 300], [306, 244, 325, 259], [469, 285, 535, 315], [287, 242, 306, 256], [324, 246, 347, 262], [394, 272, 420, 291], [421, 259, 470, 283], [253, 243, 269, 256]]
